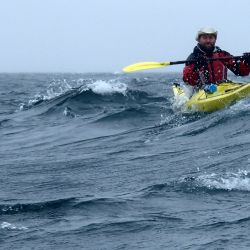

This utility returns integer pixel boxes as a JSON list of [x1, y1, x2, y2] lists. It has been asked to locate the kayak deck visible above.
[[172, 82, 250, 112]]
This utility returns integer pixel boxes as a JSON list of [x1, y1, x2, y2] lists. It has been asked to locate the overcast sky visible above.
[[1, 0, 250, 73]]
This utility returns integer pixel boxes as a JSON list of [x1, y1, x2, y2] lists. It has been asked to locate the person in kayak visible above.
[[183, 27, 250, 91]]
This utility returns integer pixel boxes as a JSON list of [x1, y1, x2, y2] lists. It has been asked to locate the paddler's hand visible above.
[[194, 54, 208, 69], [242, 53, 250, 66]]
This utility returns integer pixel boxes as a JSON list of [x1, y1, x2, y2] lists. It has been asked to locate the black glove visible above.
[[243, 53, 250, 66], [194, 54, 208, 69]]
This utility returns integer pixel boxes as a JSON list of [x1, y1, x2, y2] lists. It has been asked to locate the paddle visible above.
[[123, 56, 243, 73]]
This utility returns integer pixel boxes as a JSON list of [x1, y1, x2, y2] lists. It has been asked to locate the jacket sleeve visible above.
[[183, 64, 200, 86], [221, 51, 250, 76], [183, 54, 200, 86]]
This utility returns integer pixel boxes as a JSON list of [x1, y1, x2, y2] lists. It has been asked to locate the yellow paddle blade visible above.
[[123, 61, 170, 73]]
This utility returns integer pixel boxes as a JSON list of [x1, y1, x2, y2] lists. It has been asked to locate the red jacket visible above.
[[183, 45, 250, 86]]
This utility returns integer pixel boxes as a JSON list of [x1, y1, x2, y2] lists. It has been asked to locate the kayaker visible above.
[[183, 27, 250, 91]]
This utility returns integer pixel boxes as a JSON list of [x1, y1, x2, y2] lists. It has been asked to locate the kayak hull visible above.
[[172, 82, 250, 112]]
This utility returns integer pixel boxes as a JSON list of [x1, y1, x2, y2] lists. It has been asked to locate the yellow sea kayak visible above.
[[172, 82, 250, 112]]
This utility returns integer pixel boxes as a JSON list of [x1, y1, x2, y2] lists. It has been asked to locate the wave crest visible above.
[[1, 222, 28, 230], [194, 170, 250, 192], [20, 79, 128, 110], [0, 197, 75, 215], [139, 170, 250, 197]]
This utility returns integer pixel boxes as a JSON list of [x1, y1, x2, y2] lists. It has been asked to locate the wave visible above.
[[76, 219, 154, 234], [0, 197, 75, 215], [64, 212, 181, 235], [13, 76, 250, 129], [20, 79, 163, 107], [197, 215, 250, 230], [85, 80, 127, 96], [73, 197, 129, 209], [1, 221, 28, 231], [70, 88, 164, 106], [139, 170, 250, 198], [0, 197, 131, 215], [189, 170, 250, 192], [19, 79, 128, 110], [92, 107, 149, 123], [172, 102, 250, 137], [16, 79, 167, 123], [5, 76, 250, 138], [0, 118, 11, 126]]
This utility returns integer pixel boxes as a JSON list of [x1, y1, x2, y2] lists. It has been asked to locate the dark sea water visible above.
[[1, 72, 250, 249]]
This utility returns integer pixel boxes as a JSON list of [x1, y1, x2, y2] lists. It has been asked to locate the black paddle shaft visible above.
[[169, 56, 243, 65]]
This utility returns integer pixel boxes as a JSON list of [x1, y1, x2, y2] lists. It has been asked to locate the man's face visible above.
[[198, 34, 216, 49]]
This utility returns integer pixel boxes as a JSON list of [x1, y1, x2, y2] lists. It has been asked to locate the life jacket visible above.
[[183, 44, 250, 86]]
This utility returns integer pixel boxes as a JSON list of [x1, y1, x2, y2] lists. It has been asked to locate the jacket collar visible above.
[[194, 44, 220, 56]]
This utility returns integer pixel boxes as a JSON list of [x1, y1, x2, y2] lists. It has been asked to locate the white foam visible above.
[[1, 222, 28, 230], [63, 107, 79, 118], [19, 79, 74, 110], [87, 80, 127, 96], [172, 84, 193, 110], [196, 170, 250, 191], [40, 79, 74, 101], [229, 98, 250, 111], [173, 94, 189, 108]]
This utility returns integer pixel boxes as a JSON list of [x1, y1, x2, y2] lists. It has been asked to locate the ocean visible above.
[[1, 72, 250, 249]]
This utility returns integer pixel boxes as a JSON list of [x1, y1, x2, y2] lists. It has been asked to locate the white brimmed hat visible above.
[[196, 27, 218, 41]]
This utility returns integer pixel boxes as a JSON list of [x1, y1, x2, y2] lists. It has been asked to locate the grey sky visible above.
[[1, 0, 250, 72]]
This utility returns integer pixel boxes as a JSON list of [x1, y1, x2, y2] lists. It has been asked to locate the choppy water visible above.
[[1, 72, 250, 249]]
